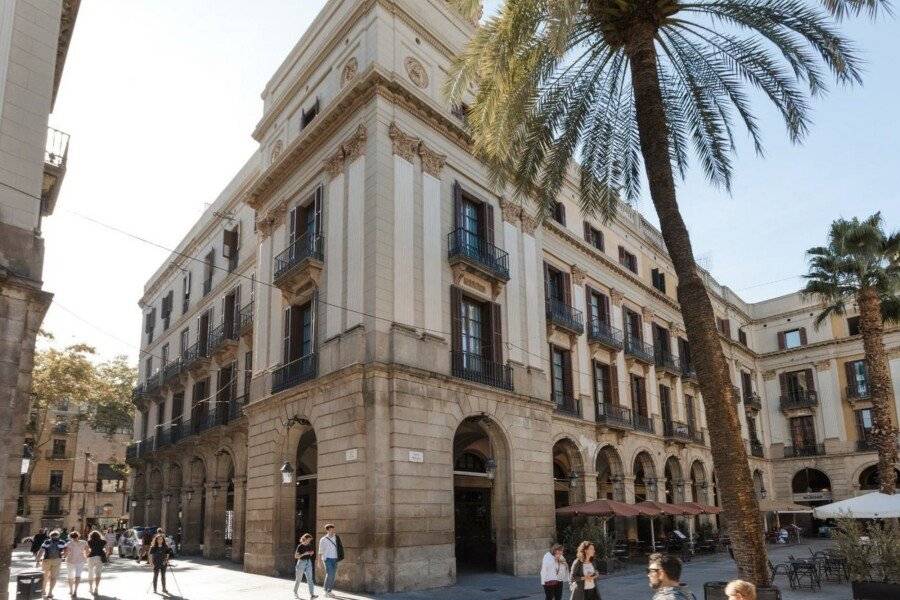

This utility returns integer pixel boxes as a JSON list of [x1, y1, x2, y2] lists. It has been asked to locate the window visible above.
[[203, 249, 215, 296], [552, 201, 566, 225], [460, 298, 483, 362], [592, 361, 613, 408], [789, 415, 816, 449], [631, 375, 647, 416], [741, 371, 753, 399], [191, 378, 210, 429], [288, 189, 323, 249], [155, 400, 165, 431], [282, 302, 313, 365], [746, 413, 759, 442], [51, 439, 66, 458], [46, 496, 61, 515], [685, 395, 696, 432], [49, 470, 63, 493], [652, 323, 671, 356], [243, 351, 252, 397], [651, 268, 666, 293], [845, 360, 869, 397], [179, 328, 190, 355], [550, 346, 572, 407], [778, 327, 806, 349], [716, 317, 731, 338], [181, 270, 192, 314], [856, 409, 873, 443], [738, 329, 748, 346], [451, 287, 503, 382], [300, 98, 320, 129], [587, 289, 610, 326], [780, 369, 814, 401], [623, 307, 642, 343], [140, 410, 148, 439], [583, 222, 604, 252], [161, 291, 173, 330], [544, 264, 567, 303], [144, 357, 153, 380], [223, 225, 240, 272], [659, 385, 672, 423], [171, 392, 184, 424], [618, 246, 638, 274], [144, 308, 156, 344], [96, 464, 124, 493], [847, 316, 860, 336], [161, 344, 169, 368], [678, 338, 692, 370], [451, 102, 470, 125]]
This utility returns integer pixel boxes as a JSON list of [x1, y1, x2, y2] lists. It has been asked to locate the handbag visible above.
[[543, 580, 561, 588]]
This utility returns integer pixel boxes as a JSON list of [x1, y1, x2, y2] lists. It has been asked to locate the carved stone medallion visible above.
[[404, 56, 429, 89], [341, 57, 358, 87]]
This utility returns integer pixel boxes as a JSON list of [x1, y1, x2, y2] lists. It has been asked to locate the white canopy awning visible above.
[[758, 498, 813, 514], [813, 491, 900, 519]]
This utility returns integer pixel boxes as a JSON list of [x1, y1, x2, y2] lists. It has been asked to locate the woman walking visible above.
[[86, 530, 108, 596], [148, 533, 173, 595], [63, 530, 88, 598], [540, 543, 569, 600], [294, 533, 316, 598], [569, 541, 601, 600]]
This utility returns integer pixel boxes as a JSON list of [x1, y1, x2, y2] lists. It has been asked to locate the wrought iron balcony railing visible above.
[[451, 351, 513, 391], [169, 420, 186, 445], [238, 301, 254, 334], [155, 425, 171, 449], [447, 228, 510, 281], [689, 427, 705, 445], [845, 383, 871, 402], [663, 420, 692, 442], [595, 403, 632, 429], [208, 319, 237, 354], [654, 351, 681, 375], [749, 439, 764, 458], [126, 441, 142, 461], [633, 412, 654, 434], [272, 353, 318, 394], [779, 390, 818, 411], [743, 391, 762, 411], [274, 233, 324, 283], [546, 298, 584, 335], [162, 359, 183, 385], [554, 396, 582, 418], [183, 340, 209, 370], [682, 363, 697, 381], [783, 443, 825, 458], [857, 438, 874, 452], [587, 319, 624, 350], [625, 336, 655, 364]]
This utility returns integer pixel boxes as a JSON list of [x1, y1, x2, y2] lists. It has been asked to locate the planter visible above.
[[705, 582, 782, 600], [851, 580, 900, 600]]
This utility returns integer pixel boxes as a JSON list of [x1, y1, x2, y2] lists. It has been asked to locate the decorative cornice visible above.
[[341, 57, 358, 87], [498, 198, 521, 223], [642, 307, 655, 322], [520, 213, 537, 235], [571, 266, 587, 286], [389, 122, 420, 162], [52, 0, 81, 109], [342, 124, 368, 162], [404, 56, 430, 89], [324, 148, 345, 180], [418, 142, 446, 178], [814, 360, 831, 371], [610, 288, 624, 306]]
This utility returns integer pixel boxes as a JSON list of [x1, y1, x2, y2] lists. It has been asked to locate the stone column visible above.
[[572, 267, 592, 416], [389, 123, 418, 327], [623, 475, 637, 540], [204, 481, 227, 559], [255, 223, 274, 373], [610, 290, 630, 407], [344, 126, 366, 330], [181, 488, 202, 555], [230, 476, 247, 563], [817, 359, 844, 442], [324, 150, 346, 339], [521, 219, 543, 368], [419, 143, 445, 337]]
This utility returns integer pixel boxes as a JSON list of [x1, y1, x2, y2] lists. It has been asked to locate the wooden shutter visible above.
[[288, 206, 299, 243], [543, 262, 551, 299], [282, 307, 291, 363], [799, 327, 807, 346], [584, 221, 591, 243], [562, 350, 573, 400], [562, 271, 572, 306], [805, 369, 815, 392], [618, 246, 625, 264], [222, 228, 237, 258], [722, 319, 731, 339], [483, 203, 495, 246], [844, 362, 855, 389], [490, 302, 503, 364], [634, 311, 643, 341], [600, 293, 610, 323], [777, 331, 786, 350], [585, 286, 595, 325], [453, 181, 464, 230], [652, 324, 660, 351], [450, 286, 462, 352], [313, 186, 323, 237], [610, 363, 619, 406], [778, 372, 787, 397]]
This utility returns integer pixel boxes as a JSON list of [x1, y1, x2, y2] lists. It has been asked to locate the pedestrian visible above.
[[64, 530, 88, 598], [60, 528, 69, 542], [35, 530, 66, 600], [86, 530, 108, 596], [540, 543, 568, 600], [294, 532, 316, 599], [725, 580, 756, 600], [31, 528, 48, 558], [647, 553, 694, 600], [317, 523, 344, 598], [148, 533, 173, 595], [568, 541, 601, 600], [104, 527, 117, 560]]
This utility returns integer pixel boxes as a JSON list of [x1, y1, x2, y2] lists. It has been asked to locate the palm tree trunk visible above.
[[857, 287, 898, 494], [625, 24, 770, 585]]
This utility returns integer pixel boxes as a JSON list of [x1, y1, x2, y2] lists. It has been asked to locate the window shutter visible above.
[[618, 246, 625, 264], [490, 302, 503, 364], [562, 271, 572, 306], [634, 311, 643, 341], [805, 369, 815, 392], [844, 362, 854, 389], [610, 363, 619, 406], [483, 203, 495, 246], [450, 286, 462, 353], [778, 372, 787, 397], [777, 331, 786, 350], [601, 294, 610, 324], [652, 324, 660, 351], [288, 206, 299, 243], [562, 351, 573, 400], [799, 327, 807, 346], [585, 286, 595, 325], [282, 307, 291, 363], [313, 186, 323, 237], [453, 181, 463, 230], [723, 319, 731, 339], [543, 262, 551, 300], [583, 221, 591, 243]]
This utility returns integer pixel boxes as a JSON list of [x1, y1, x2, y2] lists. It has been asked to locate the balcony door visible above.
[[453, 183, 494, 248], [659, 385, 672, 423], [288, 188, 322, 248], [459, 297, 484, 372], [587, 289, 610, 325], [623, 308, 642, 342], [789, 415, 816, 449], [631, 375, 647, 417], [544, 265, 568, 304], [781, 369, 814, 400], [592, 361, 614, 411], [845, 360, 868, 396], [223, 288, 239, 338], [652, 324, 670, 355], [283, 302, 313, 365], [198, 309, 211, 355]]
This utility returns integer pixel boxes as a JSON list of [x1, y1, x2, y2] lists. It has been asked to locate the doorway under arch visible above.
[[596, 445, 625, 501], [553, 438, 585, 508], [689, 460, 708, 504], [294, 429, 318, 545], [664, 456, 684, 504]]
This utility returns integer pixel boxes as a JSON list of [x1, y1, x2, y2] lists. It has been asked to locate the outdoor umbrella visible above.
[[555, 499, 643, 518], [634, 501, 684, 550], [813, 491, 900, 519], [673, 502, 721, 548]]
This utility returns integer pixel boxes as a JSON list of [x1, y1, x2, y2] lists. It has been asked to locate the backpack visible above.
[[336, 535, 344, 562]]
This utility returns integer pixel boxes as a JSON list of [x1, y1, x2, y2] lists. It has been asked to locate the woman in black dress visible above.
[[148, 533, 173, 594]]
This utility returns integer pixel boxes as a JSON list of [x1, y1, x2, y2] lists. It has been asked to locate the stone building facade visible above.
[[0, 1, 79, 596], [125, 0, 898, 593]]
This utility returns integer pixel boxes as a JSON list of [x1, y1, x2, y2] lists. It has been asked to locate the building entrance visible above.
[[453, 487, 494, 572]]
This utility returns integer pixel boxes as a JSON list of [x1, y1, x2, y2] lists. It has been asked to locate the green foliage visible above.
[[559, 516, 614, 562], [833, 518, 900, 583], [803, 212, 900, 327]]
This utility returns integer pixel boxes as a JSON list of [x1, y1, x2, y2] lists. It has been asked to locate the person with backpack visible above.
[[35, 530, 66, 599], [317, 524, 344, 598], [30, 528, 48, 558]]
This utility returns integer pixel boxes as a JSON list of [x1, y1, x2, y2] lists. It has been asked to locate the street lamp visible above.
[[280, 462, 295, 485], [759, 487, 768, 499], [185, 488, 194, 503], [485, 458, 497, 477], [211, 481, 221, 499], [130, 499, 137, 510], [568, 471, 579, 490], [163, 492, 173, 504]]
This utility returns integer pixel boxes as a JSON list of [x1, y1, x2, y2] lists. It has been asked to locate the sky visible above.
[[41, 1, 898, 363]]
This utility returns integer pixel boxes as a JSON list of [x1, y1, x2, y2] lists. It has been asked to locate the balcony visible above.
[[624, 336, 655, 365], [447, 228, 510, 283], [451, 351, 513, 391], [783, 443, 825, 458], [587, 319, 624, 352], [749, 439, 764, 458], [654, 351, 681, 376], [272, 353, 318, 394], [744, 391, 762, 412], [779, 390, 818, 412], [125, 440, 144, 462], [154, 425, 171, 450], [663, 420, 692, 442], [183, 340, 210, 373], [546, 298, 584, 336], [161, 359, 183, 387], [845, 383, 871, 404], [273, 233, 324, 299], [132, 383, 148, 404], [169, 420, 188, 445], [554, 396, 582, 419], [682, 363, 698, 382], [595, 403, 632, 430], [41, 127, 70, 217], [689, 427, 705, 445], [633, 412, 654, 434], [731, 386, 741, 403], [857, 438, 875, 452], [238, 301, 254, 338], [52, 421, 68, 434], [208, 319, 238, 358]]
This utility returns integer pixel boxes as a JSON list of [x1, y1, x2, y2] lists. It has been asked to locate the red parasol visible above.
[[634, 500, 692, 515], [556, 499, 644, 518]]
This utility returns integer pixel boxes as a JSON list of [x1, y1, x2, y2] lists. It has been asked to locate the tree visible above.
[[446, 0, 868, 585], [803, 213, 899, 494]]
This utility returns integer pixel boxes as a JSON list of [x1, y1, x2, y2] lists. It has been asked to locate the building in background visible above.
[[0, 0, 80, 594], [17, 400, 130, 537], [123, 0, 898, 593]]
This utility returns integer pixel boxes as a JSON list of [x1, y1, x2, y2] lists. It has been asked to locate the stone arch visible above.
[[858, 464, 900, 491], [453, 414, 514, 573], [752, 469, 766, 498], [595, 445, 625, 501], [632, 450, 657, 502], [553, 437, 586, 506], [791, 468, 831, 495], [690, 460, 709, 504], [163, 463, 183, 536], [274, 419, 318, 576], [664, 456, 685, 503], [182, 456, 208, 554]]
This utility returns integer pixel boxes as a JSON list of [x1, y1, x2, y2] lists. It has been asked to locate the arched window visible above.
[[791, 468, 830, 494], [859, 465, 900, 490]]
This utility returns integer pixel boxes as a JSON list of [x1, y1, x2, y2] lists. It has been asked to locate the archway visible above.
[[858, 465, 900, 491], [148, 468, 163, 526], [633, 451, 657, 542], [206, 450, 235, 559], [552, 438, 585, 508], [131, 472, 146, 525], [595, 446, 625, 501], [164, 463, 183, 539], [664, 456, 684, 504], [792, 468, 832, 532], [689, 461, 708, 504], [294, 429, 318, 547], [183, 457, 206, 554]]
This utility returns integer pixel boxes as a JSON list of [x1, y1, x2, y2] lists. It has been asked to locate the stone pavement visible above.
[[8, 540, 850, 600]]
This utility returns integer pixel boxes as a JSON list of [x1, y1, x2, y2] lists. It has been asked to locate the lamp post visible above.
[[185, 488, 194, 504], [280, 462, 295, 485], [211, 481, 221, 499], [485, 458, 497, 477]]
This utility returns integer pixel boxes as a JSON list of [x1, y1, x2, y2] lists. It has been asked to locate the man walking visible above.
[[647, 553, 695, 600], [30, 529, 48, 559], [317, 524, 343, 598], [35, 530, 66, 599]]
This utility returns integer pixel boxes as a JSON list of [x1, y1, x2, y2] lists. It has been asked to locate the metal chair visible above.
[[789, 562, 821, 591]]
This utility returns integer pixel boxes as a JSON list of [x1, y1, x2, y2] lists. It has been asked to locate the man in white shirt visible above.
[[317, 524, 343, 598]]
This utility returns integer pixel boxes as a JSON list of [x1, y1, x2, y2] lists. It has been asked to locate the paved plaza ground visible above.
[[8, 539, 850, 600]]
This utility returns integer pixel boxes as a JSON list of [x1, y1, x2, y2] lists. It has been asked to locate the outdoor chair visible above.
[[768, 559, 791, 580], [789, 562, 821, 591], [820, 557, 846, 583]]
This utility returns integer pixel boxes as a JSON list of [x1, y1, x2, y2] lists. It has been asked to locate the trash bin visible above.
[[16, 571, 43, 600]]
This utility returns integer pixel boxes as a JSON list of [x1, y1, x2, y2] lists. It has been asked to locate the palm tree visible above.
[[446, 0, 870, 585], [804, 214, 899, 494]]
